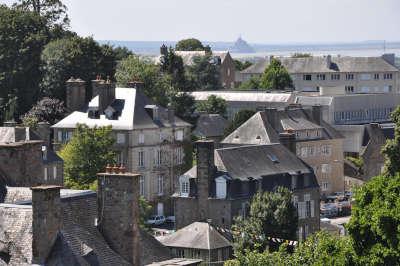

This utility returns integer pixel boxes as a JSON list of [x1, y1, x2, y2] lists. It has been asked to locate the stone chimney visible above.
[[311, 105, 323, 125], [279, 131, 296, 155], [326, 55, 332, 69], [195, 140, 215, 221], [66, 77, 86, 112], [36, 122, 51, 147], [31, 185, 62, 265], [91, 77, 115, 114], [382, 53, 395, 66], [97, 168, 141, 265], [264, 108, 279, 130]]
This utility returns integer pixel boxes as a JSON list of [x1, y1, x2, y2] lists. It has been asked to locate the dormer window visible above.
[[216, 176, 227, 199], [179, 175, 190, 197]]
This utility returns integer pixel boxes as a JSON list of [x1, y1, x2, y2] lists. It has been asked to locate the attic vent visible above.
[[234, 136, 239, 139], [267, 154, 279, 163], [256, 136, 261, 139]]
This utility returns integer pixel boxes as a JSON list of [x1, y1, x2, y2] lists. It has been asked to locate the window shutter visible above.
[[311, 200, 315, 217]]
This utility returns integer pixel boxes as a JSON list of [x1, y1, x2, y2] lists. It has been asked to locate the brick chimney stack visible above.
[[279, 130, 297, 155], [66, 77, 86, 112], [97, 168, 141, 265], [195, 140, 215, 221], [311, 105, 323, 125], [31, 185, 62, 265], [91, 76, 116, 114]]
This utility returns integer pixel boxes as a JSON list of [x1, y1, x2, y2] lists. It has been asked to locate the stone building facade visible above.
[[174, 140, 320, 241], [222, 106, 344, 196], [52, 79, 192, 216]]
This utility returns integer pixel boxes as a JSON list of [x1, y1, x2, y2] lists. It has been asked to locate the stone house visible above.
[[239, 54, 399, 93], [193, 113, 229, 144], [174, 140, 320, 241], [0, 125, 63, 187], [158, 221, 232, 265], [52, 79, 192, 216], [221, 106, 345, 196], [0, 170, 171, 265]]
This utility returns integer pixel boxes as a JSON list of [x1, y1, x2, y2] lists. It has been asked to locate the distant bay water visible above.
[[99, 40, 400, 60]]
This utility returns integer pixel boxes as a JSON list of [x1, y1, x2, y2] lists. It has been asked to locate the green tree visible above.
[[113, 46, 133, 61], [0, 5, 48, 117], [196, 95, 227, 117], [21, 97, 65, 128], [224, 110, 255, 137], [347, 173, 400, 265], [382, 106, 400, 177], [175, 38, 204, 51], [232, 188, 298, 254], [40, 36, 117, 101], [226, 231, 356, 266], [13, 0, 69, 27], [234, 59, 253, 71], [160, 47, 187, 90], [260, 58, 293, 90], [186, 55, 221, 90], [238, 76, 261, 90], [169, 91, 196, 124], [59, 124, 116, 190]]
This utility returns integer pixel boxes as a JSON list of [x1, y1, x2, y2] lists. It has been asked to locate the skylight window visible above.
[[267, 154, 279, 163]]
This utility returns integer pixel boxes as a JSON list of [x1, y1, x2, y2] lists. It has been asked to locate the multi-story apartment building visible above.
[[174, 140, 320, 241], [52, 78, 192, 216], [221, 106, 344, 196], [239, 54, 399, 93]]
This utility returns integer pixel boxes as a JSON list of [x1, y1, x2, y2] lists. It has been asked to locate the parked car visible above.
[[166, 216, 176, 223], [320, 203, 338, 218], [146, 215, 166, 225]]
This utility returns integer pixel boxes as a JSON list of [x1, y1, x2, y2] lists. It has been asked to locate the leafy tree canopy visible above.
[[0, 4, 48, 118], [382, 106, 400, 177], [238, 76, 261, 90], [260, 58, 293, 90], [40, 36, 118, 101], [234, 59, 253, 71], [21, 97, 65, 127], [196, 95, 227, 117], [224, 110, 255, 137], [175, 38, 205, 51], [232, 187, 298, 254], [59, 124, 116, 190], [186, 55, 221, 90], [160, 47, 187, 90]]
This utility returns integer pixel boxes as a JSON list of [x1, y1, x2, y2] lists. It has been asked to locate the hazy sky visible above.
[[3, 0, 400, 43]]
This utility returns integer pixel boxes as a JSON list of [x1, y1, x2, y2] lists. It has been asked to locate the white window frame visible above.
[[175, 130, 184, 141], [154, 148, 162, 166], [44, 167, 48, 181], [138, 133, 145, 144], [117, 133, 125, 144], [157, 175, 164, 196], [139, 176, 145, 196], [53, 166, 57, 180], [138, 151, 145, 167]]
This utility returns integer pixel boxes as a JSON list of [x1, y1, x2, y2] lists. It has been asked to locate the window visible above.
[[216, 177, 227, 199], [360, 73, 371, 80], [138, 133, 145, 144], [322, 181, 329, 191], [316, 74, 325, 80], [345, 86, 354, 93], [53, 166, 57, 179], [361, 87, 370, 93], [346, 73, 354, 80], [227, 68, 231, 76], [154, 149, 162, 166], [139, 176, 145, 196], [176, 147, 184, 165], [384, 73, 393, 80], [384, 85, 392, 93], [157, 176, 164, 195], [374, 73, 380, 80], [117, 151, 124, 164], [331, 73, 340, 80], [181, 180, 190, 195], [321, 145, 332, 156], [58, 131, 62, 142], [307, 146, 315, 157], [138, 151, 145, 167], [292, 195, 299, 211], [175, 130, 184, 141], [300, 147, 307, 158], [159, 131, 165, 141], [44, 167, 48, 181], [305, 194, 311, 217], [303, 74, 312, 81], [117, 133, 125, 144]]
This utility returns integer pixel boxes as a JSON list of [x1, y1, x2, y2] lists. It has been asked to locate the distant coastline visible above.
[[98, 40, 400, 59]]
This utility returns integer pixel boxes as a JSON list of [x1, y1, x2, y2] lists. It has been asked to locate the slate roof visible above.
[[52, 88, 191, 130], [241, 56, 399, 74], [193, 114, 229, 138], [215, 144, 312, 181], [222, 108, 343, 145], [158, 222, 232, 250], [0, 187, 171, 265], [189, 91, 294, 103]]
